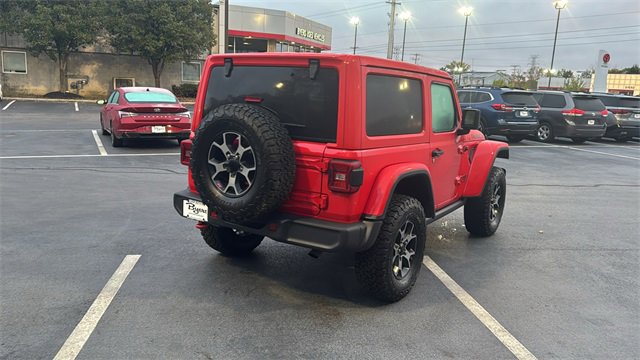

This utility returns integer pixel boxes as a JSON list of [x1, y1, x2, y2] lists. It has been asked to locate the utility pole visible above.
[[411, 53, 421, 64], [393, 46, 401, 60], [386, 0, 400, 59]]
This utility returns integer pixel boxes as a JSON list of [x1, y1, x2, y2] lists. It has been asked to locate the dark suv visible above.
[[588, 93, 640, 142], [457, 87, 539, 143], [532, 91, 608, 143]]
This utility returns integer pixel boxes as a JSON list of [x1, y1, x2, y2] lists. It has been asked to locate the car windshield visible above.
[[573, 97, 605, 111], [619, 98, 640, 108], [502, 92, 538, 106], [124, 92, 177, 103], [203, 65, 339, 142]]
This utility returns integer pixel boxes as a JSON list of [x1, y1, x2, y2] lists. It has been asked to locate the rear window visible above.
[[124, 92, 177, 103], [502, 92, 537, 106], [203, 66, 339, 143], [573, 97, 605, 111], [593, 96, 619, 107], [619, 98, 640, 108]]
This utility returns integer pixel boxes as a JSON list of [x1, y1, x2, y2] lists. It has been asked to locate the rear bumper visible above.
[[121, 131, 190, 140], [561, 125, 606, 138], [605, 125, 640, 139], [491, 122, 538, 135], [173, 189, 382, 253]]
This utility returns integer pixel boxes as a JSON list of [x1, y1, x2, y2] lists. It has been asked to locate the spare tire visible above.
[[190, 103, 295, 224]]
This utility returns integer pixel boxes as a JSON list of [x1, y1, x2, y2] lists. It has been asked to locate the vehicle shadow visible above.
[[121, 138, 180, 149]]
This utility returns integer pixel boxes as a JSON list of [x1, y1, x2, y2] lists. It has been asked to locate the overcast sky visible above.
[[233, 0, 640, 72]]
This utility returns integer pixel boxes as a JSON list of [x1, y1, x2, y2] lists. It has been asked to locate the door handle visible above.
[[432, 148, 444, 158]]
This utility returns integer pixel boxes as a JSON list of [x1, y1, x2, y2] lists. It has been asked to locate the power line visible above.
[[304, 2, 386, 19]]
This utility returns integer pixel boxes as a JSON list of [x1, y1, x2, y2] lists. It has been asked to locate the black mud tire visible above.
[[506, 135, 525, 143], [201, 226, 263, 257], [571, 137, 587, 144], [110, 123, 123, 147], [355, 195, 427, 303], [464, 167, 506, 237], [190, 103, 295, 224], [536, 122, 554, 143], [100, 115, 108, 135]]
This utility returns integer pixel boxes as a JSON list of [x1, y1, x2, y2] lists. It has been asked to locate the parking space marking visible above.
[[2, 100, 16, 111], [91, 130, 108, 156], [74, 102, 79, 112], [0, 129, 96, 133], [53, 255, 140, 360], [562, 146, 640, 160], [424, 256, 537, 360], [0, 153, 179, 159]]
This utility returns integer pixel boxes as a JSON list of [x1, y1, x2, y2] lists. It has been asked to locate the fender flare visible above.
[[463, 140, 509, 198], [363, 163, 435, 219]]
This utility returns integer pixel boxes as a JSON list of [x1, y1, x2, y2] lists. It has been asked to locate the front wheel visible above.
[[355, 194, 427, 302], [464, 167, 506, 237], [201, 226, 263, 257]]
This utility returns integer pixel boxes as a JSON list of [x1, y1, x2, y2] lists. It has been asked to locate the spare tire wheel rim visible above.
[[207, 131, 256, 197]]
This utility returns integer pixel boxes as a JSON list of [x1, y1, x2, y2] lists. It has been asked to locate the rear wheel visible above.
[[100, 115, 108, 135], [464, 167, 506, 237], [536, 122, 554, 143], [616, 137, 630, 143], [355, 195, 426, 303], [201, 226, 263, 257], [110, 123, 123, 147], [506, 135, 525, 143]]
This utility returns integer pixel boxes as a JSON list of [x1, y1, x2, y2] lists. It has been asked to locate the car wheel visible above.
[[536, 122, 554, 143], [201, 226, 263, 257], [355, 194, 427, 303], [110, 123, 123, 147], [478, 119, 489, 137], [100, 115, 108, 135], [571, 137, 587, 144], [616, 137, 630, 143], [506, 135, 525, 143], [190, 104, 295, 224], [464, 167, 506, 237]]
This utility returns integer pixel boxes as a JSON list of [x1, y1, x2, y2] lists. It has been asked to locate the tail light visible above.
[[118, 111, 137, 118], [328, 159, 363, 193], [611, 109, 628, 115], [178, 111, 191, 119], [180, 139, 192, 166], [561, 108, 585, 117], [600, 110, 609, 116], [491, 103, 513, 111], [534, 106, 541, 113]]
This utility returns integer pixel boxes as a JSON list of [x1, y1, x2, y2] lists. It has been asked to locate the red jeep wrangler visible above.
[[173, 53, 508, 302]]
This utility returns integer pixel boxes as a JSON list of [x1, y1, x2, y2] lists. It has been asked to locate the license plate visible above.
[[151, 126, 166, 133], [588, 120, 595, 125], [519, 111, 529, 117], [182, 199, 208, 221], [635, 114, 640, 119]]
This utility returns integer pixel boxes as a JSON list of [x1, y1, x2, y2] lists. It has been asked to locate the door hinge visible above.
[[455, 174, 467, 185], [457, 145, 469, 154]]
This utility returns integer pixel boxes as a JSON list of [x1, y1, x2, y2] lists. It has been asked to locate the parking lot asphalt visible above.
[[1, 100, 639, 359]]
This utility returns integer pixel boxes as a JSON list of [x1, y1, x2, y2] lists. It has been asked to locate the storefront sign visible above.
[[296, 28, 325, 43]]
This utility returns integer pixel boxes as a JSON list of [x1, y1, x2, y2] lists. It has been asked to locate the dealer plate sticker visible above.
[[183, 199, 208, 221], [152, 126, 166, 133], [519, 111, 529, 117], [588, 120, 595, 125]]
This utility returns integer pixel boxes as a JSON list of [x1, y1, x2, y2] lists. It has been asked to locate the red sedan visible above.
[[98, 87, 191, 147]]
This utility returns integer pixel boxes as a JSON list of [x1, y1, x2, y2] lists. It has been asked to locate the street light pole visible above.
[[548, 0, 567, 88], [350, 17, 360, 55], [458, 7, 473, 85], [400, 11, 411, 61]]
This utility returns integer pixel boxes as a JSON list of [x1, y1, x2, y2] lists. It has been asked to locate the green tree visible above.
[[105, 0, 215, 87], [557, 69, 574, 78], [0, 0, 103, 92], [563, 76, 585, 92], [491, 79, 508, 88]]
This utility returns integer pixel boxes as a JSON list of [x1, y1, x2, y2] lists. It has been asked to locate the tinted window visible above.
[[619, 98, 640, 108], [457, 91, 471, 103], [573, 97, 605, 111], [124, 92, 177, 103], [107, 91, 117, 104], [109, 92, 119, 104], [476, 92, 492, 102], [204, 66, 339, 142], [502, 92, 538, 106], [431, 83, 457, 133], [539, 94, 566, 108], [366, 75, 423, 136], [593, 95, 619, 107]]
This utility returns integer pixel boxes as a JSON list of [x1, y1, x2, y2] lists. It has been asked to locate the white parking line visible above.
[[564, 146, 640, 160], [0, 153, 179, 159], [2, 100, 16, 111], [0, 129, 97, 133], [74, 102, 79, 112], [53, 255, 140, 360], [91, 130, 108, 156], [424, 256, 537, 360]]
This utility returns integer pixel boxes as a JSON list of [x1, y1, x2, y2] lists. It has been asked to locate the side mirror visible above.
[[457, 108, 480, 135], [96, 99, 106, 105]]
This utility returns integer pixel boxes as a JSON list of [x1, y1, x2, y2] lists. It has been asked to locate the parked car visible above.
[[457, 87, 539, 143], [173, 53, 509, 302], [532, 91, 608, 143], [588, 93, 640, 142], [97, 87, 191, 147]]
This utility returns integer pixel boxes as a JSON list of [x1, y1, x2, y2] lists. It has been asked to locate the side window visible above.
[[431, 83, 458, 133], [477, 92, 492, 102], [106, 92, 116, 104], [457, 91, 470, 103], [467, 91, 479, 103], [540, 94, 566, 108], [110, 92, 120, 104], [366, 74, 423, 136]]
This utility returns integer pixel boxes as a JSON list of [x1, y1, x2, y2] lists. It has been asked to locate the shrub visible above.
[[172, 83, 199, 98]]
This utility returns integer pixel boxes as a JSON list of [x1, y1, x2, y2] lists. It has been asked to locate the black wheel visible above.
[[536, 122, 554, 143], [201, 226, 263, 257], [478, 119, 489, 137], [190, 103, 295, 224], [100, 115, 108, 135], [616, 137, 630, 143], [571, 137, 587, 144], [464, 167, 506, 237], [506, 135, 525, 143], [110, 123, 123, 147], [355, 195, 427, 303]]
